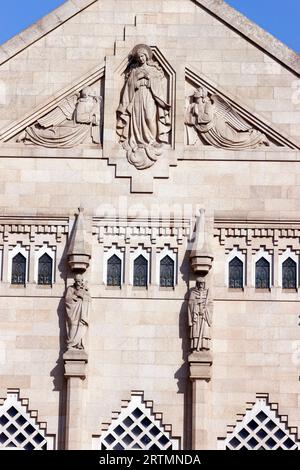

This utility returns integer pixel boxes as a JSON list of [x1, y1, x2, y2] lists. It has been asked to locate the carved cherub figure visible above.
[[18, 86, 102, 148], [185, 86, 269, 149]]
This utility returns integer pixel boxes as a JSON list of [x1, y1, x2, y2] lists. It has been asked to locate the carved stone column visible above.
[[188, 351, 212, 449], [63, 208, 91, 450], [188, 209, 214, 449], [63, 350, 88, 450]]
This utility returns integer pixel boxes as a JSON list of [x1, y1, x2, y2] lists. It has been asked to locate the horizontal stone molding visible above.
[[0, 216, 69, 243], [214, 218, 300, 247], [92, 217, 191, 245], [182, 147, 300, 162]]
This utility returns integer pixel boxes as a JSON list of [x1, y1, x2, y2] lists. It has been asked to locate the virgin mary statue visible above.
[[117, 44, 171, 170]]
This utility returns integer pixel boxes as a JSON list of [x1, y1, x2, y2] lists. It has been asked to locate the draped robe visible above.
[[65, 285, 90, 350], [117, 62, 171, 169]]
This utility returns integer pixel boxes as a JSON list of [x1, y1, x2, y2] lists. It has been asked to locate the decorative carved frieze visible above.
[[214, 219, 300, 250], [92, 217, 190, 246], [0, 217, 69, 243]]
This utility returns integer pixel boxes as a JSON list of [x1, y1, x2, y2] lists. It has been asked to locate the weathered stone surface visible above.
[[0, 0, 300, 452]]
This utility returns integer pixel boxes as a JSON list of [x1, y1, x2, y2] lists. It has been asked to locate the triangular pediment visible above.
[[0, 64, 105, 148], [0, 0, 299, 193], [185, 67, 300, 150]]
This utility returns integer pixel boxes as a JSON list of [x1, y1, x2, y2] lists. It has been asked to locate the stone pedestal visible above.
[[188, 351, 212, 450], [63, 349, 88, 450]]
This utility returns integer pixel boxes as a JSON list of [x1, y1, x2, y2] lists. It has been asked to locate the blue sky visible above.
[[226, 0, 300, 53], [0, 0, 299, 54], [0, 0, 66, 45]]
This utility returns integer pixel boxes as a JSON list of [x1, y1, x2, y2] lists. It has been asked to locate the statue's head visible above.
[[81, 86, 92, 98], [193, 86, 208, 102], [131, 44, 153, 65], [74, 273, 84, 288], [196, 279, 205, 290]]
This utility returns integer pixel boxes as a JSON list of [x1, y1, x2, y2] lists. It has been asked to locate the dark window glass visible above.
[[229, 257, 243, 288], [133, 255, 148, 287], [282, 257, 297, 289], [107, 254, 121, 287], [255, 257, 270, 289], [160, 255, 174, 287], [38, 253, 53, 285], [11, 253, 26, 285]]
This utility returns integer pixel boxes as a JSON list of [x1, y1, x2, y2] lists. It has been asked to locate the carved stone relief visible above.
[[18, 86, 102, 148], [65, 273, 91, 351], [188, 279, 212, 352], [116, 44, 171, 170], [185, 86, 269, 150]]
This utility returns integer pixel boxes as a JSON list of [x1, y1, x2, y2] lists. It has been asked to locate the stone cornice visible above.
[[193, 0, 300, 76], [0, 0, 299, 78], [0, 0, 98, 66]]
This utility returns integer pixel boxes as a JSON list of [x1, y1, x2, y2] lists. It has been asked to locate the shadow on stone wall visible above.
[[49, 239, 70, 449], [174, 249, 193, 449]]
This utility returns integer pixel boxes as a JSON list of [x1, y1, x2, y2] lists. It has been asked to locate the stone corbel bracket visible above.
[[67, 207, 91, 274], [189, 209, 214, 278]]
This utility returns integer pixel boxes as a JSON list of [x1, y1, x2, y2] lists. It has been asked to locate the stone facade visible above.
[[0, 0, 300, 450]]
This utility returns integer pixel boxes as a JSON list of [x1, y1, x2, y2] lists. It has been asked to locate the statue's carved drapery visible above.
[[188, 280, 212, 351], [19, 87, 102, 148], [117, 44, 171, 170], [65, 274, 91, 350], [185, 86, 269, 150]]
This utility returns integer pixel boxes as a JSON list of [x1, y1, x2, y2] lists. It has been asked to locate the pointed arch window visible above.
[[133, 255, 148, 287], [11, 253, 26, 285], [38, 253, 53, 285], [160, 255, 174, 287], [229, 257, 243, 288], [255, 257, 270, 289], [282, 257, 297, 289], [107, 254, 122, 287]]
